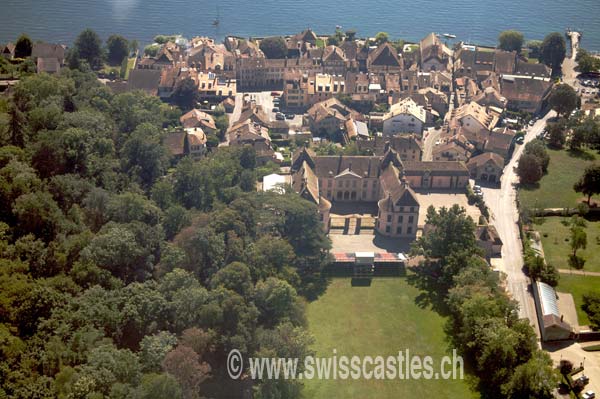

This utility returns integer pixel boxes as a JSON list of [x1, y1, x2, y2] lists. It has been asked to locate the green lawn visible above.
[[536, 217, 600, 273], [519, 148, 598, 210], [302, 278, 477, 398], [557, 274, 600, 326], [123, 57, 136, 80]]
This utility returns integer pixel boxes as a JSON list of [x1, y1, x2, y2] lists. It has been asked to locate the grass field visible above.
[[302, 278, 477, 398], [536, 217, 600, 273], [123, 57, 136, 80], [519, 148, 598, 210], [557, 274, 600, 326]]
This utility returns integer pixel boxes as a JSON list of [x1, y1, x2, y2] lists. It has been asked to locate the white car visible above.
[[583, 390, 595, 399]]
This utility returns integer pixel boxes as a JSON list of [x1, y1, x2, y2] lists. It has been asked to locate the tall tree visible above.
[[548, 84, 578, 118], [524, 139, 550, 172], [375, 32, 390, 45], [74, 28, 104, 69], [569, 223, 587, 271], [162, 345, 210, 399], [14, 34, 33, 59], [259, 36, 287, 59], [106, 34, 129, 65], [574, 164, 600, 204], [498, 30, 524, 53], [172, 77, 198, 111], [539, 32, 566, 75], [517, 153, 543, 184], [501, 351, 558, 399], [546, 118, 567, 148]]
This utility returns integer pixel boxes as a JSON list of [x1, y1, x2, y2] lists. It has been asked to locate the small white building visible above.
[[382, 98, 427, 137]]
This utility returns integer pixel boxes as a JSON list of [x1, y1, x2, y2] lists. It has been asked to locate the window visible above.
[[407, 226, 413, 234], [399, 207, 404, 212], [352, 180, 357, 188], [396, 226, 402, 234], [408, 215, 414, 224], [398, 215, 404, 223], [387, 215, 392, 222], [328, 180, 332, 187], [385, 226, 391, 233], [410, 207, 415, 213]]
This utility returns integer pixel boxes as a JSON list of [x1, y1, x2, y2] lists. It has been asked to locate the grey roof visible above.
[[538, 281, 560, 317], [127, 69, 162, 95]]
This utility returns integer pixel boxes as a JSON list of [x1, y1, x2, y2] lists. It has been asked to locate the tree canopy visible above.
[[0, 69, 330, 398], [14, 34, 33, 59], [539, 32, 566, 75], [548, 83, 578, 118], [106, 34, 129, 65], [574, 164, 600, 204], [259, 36, 288, 59], [74, 28, 104, 69], [498, 30, 524, 53]]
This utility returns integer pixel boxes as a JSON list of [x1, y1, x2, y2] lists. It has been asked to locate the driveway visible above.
[[480, 111, 555, 336]]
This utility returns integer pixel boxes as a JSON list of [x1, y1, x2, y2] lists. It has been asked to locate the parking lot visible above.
[[577, 77, 599, 98], [244, 91, 303, 128]]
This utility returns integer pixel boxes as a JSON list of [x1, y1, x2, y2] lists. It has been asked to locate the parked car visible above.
[[272, 107, 280, 113], [275, 112, 285, 120], [515, 136, 524, 145], [582, 390, 595, 399], [270, 91, 282, 97], [576, 375, 590, 386], [285, 113, 295, 119], [528, 119, 535, 126]]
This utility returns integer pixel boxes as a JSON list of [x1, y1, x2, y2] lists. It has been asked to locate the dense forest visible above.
[[0, 68, 331, 398]]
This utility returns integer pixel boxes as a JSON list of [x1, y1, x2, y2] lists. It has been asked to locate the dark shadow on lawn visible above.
[[406, 262, 450, 316], [350, 278, 372, 287], [568, 148, 596, 161], [519, 182, 541, 192]]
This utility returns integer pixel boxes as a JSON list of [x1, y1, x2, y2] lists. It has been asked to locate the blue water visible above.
[[1, 0, 599, 50]]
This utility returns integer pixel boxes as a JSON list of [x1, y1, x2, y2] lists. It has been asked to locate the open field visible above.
[[557, 274, 600, 326], [302, 278, 477, 398], [519, 148, 598, 210], [536, 217, 600, 273]]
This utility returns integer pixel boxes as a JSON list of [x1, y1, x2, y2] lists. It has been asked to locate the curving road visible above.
[[480, 111, 555, 337]]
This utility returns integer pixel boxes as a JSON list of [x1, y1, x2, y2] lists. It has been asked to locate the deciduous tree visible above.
[[106, 34, 129, 66], [498, 30, 524, 53], [259, 37, 287, 59], [539, 32, 566, 75], [574, 164, 600, 204], [14, 34, 33, 59], [517, 153, 543, 184], [74, 29, 104, 69], [548, 84, 578, 118]]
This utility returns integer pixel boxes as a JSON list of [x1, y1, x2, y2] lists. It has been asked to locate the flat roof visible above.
[[332, 252, 406, 263]]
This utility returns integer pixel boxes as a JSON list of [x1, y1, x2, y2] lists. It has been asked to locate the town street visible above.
[[481, 111, 555, 336], [421, 127, 442, 161]]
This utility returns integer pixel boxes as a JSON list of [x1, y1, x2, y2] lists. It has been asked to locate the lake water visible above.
[[1, 0, 599, 50]]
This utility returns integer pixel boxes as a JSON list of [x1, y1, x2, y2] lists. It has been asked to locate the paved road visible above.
[[219, 93, 244, 147], [481, 112, 555, 335], [421, 127, 443, 161]]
